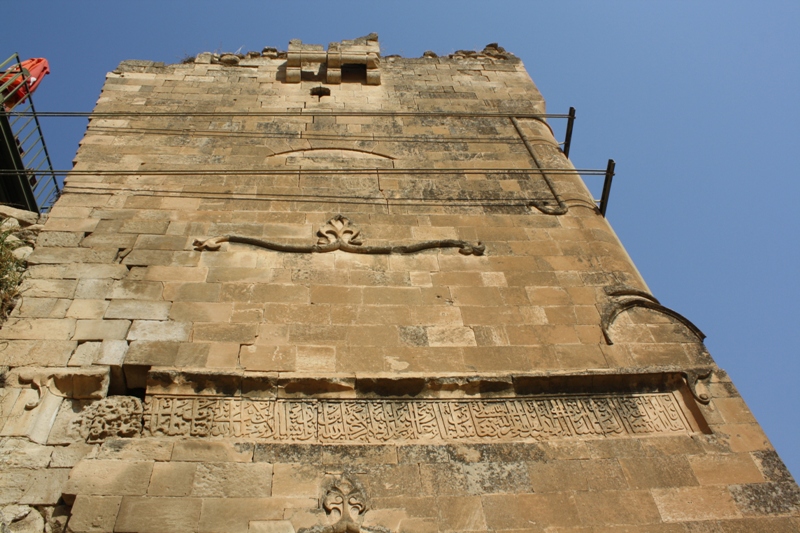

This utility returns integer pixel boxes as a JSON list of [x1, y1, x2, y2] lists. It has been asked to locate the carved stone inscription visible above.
[[144, 392, 694, 443]]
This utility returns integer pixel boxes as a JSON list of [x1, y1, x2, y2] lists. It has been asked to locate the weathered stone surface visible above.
[[0, 340, 76, 366], [172, 440, 254, 462], [147, 461, 197, 496], [62, 459, 154, 502], [652, 486, 742, 521], [0, 388, 62, 444], [0, 37, 795, 533], [0, 205, 39, 226], [114, 496, 202, 533], [78, 396, 143, 442], [67, 495, 123, 532], [0, 505, 45, 532], [192, 462, 273, 497], [199, 498, 313, 533], [19, 467, 70, 505]]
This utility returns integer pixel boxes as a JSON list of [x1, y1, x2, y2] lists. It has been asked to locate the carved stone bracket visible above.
[[7, 367, 110, 409], [681, 368, 713, 405], [193, 215, 485, 256], [601, 285, 706, 345]]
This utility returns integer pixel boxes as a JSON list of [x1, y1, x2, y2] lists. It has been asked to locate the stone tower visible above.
[[1, 35, 798, 532]]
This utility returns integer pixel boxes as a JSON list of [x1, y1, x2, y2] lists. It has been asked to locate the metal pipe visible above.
[[19, 111, 575, 118], [599, 159, 615, 217], [563, 107, 576, 158], [0, 167, 611, 176]]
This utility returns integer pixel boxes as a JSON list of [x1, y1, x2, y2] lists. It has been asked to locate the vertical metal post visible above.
[[599, 159, 615, 217], [563, 107, 575, 158]]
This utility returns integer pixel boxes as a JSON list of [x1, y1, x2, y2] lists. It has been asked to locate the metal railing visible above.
[[0, 53, 59, 213]]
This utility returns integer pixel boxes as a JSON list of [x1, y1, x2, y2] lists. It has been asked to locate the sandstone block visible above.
[[0, 340, 76, 366], [481, 492, 580, 529], [652, 486, 742, 521], [0, 204, 39, 225], [0, 438, 53, 468], [127, 320, 191, 342], [66, 299, 110, 319], [169, 302, 233, 322], [67, 495, 122, 532], [426, 326, 477, 347], [18, 278, 78, 299], [148, 462, 197, 496], [163, 281, 221, 302], [114, 496, 202, 533], [206, 342, 241, 367], [69, 341, 102, 366], [119, 219, 170, 234], [689, 453, 765, 485], [436, 495, 487, 532], [192, 462, 273, 497], [199, 498, 313, 533], [144, 265, 208, 282], [271, 464, 327, 498], [0, 318, 76, 340], [97, 339, 129, 366], [574, 489, 661, 526], [19, 467, 70, 505], [295, 345, 335, 372], [108, 280, 164, 300], [50, 442, 97, 468], [73, 319, 131, 341], [248, 521, 296, 533], [134, 234, 190, 250], [172, 440, 254, 462], [74, 278, 114, 300], [43, 217, 99, 232], [527, 459, 586, 493], [105, 300, 171, 320], [97, 439, 174, 461], [62, 459, 154, 503], [27, 247, 117, 265], [717, 423, 771, 452], [240, 345, 296, 372], [192, 323, 258, 343]]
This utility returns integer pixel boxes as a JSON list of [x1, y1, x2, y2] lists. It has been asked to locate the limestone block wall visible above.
[[0, 39, 798, 532]]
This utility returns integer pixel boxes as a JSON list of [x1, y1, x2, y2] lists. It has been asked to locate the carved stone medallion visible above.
[[78, 396, 143, 443]]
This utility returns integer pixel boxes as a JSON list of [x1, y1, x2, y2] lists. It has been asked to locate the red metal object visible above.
[[1, 58, 50, 110]]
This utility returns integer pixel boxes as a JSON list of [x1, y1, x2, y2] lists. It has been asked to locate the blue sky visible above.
[[6, 1, 800, 476]]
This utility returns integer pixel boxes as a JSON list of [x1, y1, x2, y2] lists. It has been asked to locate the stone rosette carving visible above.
[[193, 215, 485, 256], [78, 396, 143, 443]]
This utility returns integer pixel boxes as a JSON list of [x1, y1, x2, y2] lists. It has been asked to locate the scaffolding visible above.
[[0, 53, 59, 213]]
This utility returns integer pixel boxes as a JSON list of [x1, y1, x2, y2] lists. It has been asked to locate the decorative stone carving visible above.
[[298, 474, 390, 533], [78, 396, 143, 443], [601, 285, 706, 345], [321, 474, 369, 533], [193, 215, 485, 256], [144, 392, 697, 443]]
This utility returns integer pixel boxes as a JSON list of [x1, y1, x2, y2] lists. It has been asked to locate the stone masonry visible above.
[[1, 35, 798, 532]]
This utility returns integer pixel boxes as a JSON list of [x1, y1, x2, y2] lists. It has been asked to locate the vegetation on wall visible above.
[[0, 222, 26, 320]]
